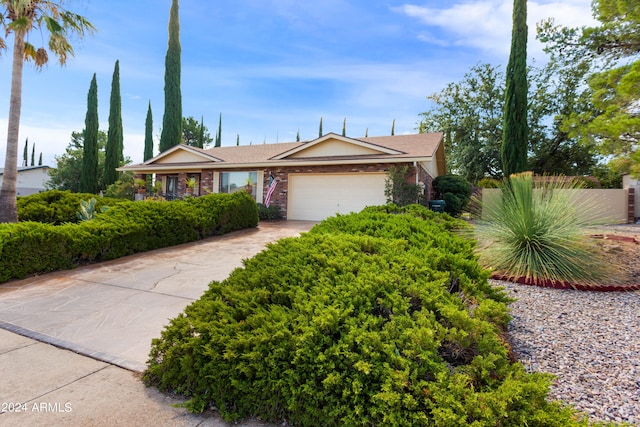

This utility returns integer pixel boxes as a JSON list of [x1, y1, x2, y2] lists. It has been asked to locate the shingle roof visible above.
[[121, 133, 444, 171]]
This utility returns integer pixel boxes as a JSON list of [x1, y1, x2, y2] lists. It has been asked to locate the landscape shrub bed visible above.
[[144, 205, 595, 426], [17, 190, 129, 224], [0, 192, 257, 283]]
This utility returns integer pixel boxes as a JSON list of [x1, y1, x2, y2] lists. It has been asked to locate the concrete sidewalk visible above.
[[0, 221, 315, 426]]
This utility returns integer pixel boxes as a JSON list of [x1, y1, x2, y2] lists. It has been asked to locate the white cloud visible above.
[[394, 0, 597, 59], [0, 118, 77, 167]]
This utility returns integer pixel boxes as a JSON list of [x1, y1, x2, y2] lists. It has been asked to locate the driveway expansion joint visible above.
[[0, 320, 147, 372]]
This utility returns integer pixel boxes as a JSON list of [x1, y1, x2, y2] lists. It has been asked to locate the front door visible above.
[[166, 175, 178, 200]]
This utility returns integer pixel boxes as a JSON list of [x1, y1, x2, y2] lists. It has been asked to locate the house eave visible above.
[[118, 156, 436, 173]]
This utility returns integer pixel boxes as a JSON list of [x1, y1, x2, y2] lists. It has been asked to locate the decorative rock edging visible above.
[[590, 234, 640, 244], [491, 233, 640, 292], [490, 274, 640, 292]]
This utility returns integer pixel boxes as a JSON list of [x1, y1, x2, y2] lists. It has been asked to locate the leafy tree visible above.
[[104, 60, 123, 187], [538, 0, 640, 176], [159, 0, 182, 153], [421, 60, 601, 182], [0, 1, 95, 223], [420, 63, 504, 182], [501, 0, 529, 177], [48, 131, 107, 192], [182, 116, 212, 147], [527, 54, 599, 176], [79, 74, 99, 194]]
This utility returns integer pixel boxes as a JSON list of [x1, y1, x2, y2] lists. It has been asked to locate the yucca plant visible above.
[[77, 198, 108, 222], [473, 172, 612, 287]]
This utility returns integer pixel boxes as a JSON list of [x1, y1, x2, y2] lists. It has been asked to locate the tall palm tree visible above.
[[0, 1, 94, 223]]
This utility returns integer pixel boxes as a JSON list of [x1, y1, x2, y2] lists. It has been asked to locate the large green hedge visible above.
[[0, 192, 257, 283], [17, 190, 129, 224], [144, 205, 596, 426]]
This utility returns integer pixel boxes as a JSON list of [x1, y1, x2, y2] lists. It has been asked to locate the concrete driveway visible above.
[[0, 221, 315, 426]]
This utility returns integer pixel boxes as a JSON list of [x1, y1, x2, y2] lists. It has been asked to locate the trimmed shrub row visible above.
[[17, 190, 129, 224], [0, 192, 258, 283], [144, 205, 595, 426]]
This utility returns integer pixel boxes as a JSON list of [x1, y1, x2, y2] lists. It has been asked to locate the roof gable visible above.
[[272, 133, 403, 160], [146, 144, 222, 165]]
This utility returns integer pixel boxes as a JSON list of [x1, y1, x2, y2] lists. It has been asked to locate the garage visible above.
[[287, 173, 388, 221]]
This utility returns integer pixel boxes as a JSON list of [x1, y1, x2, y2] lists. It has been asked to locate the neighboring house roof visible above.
[[0, 165, 51, 176], [120, 132, 446, 174]]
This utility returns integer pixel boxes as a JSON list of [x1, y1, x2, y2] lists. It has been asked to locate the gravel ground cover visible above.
[[494, 280, 640, 425]]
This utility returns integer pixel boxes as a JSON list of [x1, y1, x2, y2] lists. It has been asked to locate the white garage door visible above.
[[287, 173, 388, 221]]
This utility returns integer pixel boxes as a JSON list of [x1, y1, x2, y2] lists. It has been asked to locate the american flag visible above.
[[264, 175, 278, 207]]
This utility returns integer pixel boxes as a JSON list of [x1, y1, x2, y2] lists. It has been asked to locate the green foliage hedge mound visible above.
[[144, 205, 592, 426], [432, 175, 472, 217], [17, 190, 128, 224], [0, 192, 257, 283]]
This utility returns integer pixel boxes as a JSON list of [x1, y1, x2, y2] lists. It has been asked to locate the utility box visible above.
[[428, 200, 446, 213]]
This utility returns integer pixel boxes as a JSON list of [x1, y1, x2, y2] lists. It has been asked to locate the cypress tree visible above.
[[22, 139, 28, 167], [215, 113, 222, 147], [501, 0, 528, 177], [144, 101, 154, 189], [30, 143, 35, 166], [198, 116, 205, 148], [159, 0, 182, 152], [38, 152, 42, 166], [104, 60, 123, 187], [236, 134, 240, 146], [391, 119, 396, 136], [144, 102, 154, 162], [296, 130, 300, 142], [365, 128, 368, 137], [79, 74, 99, 194], [319, 116, 323, 138], [342, 117, 346, 137]]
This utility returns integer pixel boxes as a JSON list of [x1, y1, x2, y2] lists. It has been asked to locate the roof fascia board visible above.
[[271, 133, 403, 160], [144, 144, 223, 165], [119, 156, 434, 173]]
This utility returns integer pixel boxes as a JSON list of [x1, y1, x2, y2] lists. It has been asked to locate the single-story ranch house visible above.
[[120, 132, 446, 221], [0, 165, 51, 196]]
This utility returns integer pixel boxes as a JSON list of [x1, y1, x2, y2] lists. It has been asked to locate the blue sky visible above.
[[0, 0, 596, 167]]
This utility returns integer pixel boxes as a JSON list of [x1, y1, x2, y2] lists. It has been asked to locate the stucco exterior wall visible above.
[[0, 167, 50, 196]]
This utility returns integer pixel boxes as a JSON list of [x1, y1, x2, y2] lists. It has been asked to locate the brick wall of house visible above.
[[151, 162, 436, 219], [263, 162, 435, 219]]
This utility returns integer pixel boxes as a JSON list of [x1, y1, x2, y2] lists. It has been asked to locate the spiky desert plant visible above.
[[474, 172, 611, 287]]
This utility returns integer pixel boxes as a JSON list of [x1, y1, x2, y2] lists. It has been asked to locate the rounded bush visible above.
[[432, 175, 472, 216], [476, 177, 501, 189], [17, 190, 128, 224], [0, 192, 258, 283], [144, 206, 592, 426]]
